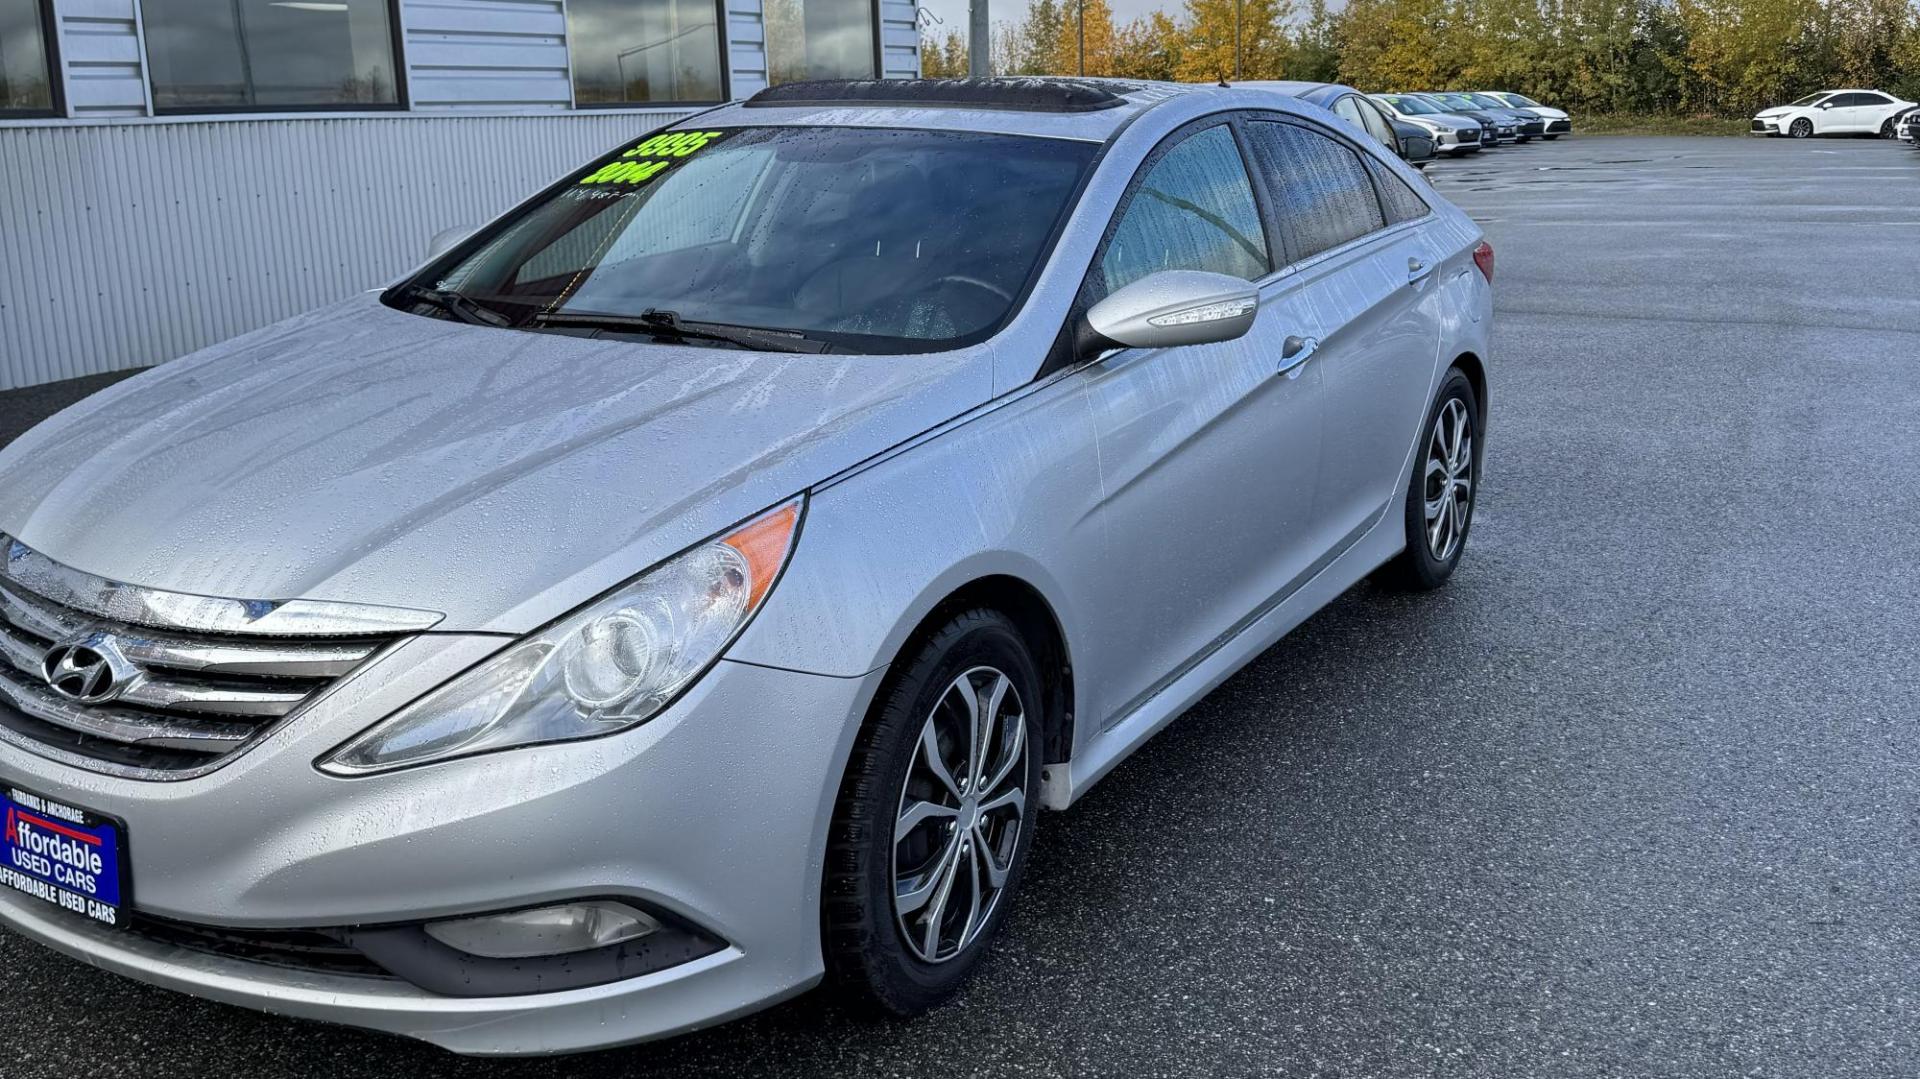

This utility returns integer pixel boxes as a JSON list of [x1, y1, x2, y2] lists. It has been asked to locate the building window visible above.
[[0, 0, 59, 116], [569, 0, 726, 106], [764, 0, 876, 85], [143, 0, 401, 112]]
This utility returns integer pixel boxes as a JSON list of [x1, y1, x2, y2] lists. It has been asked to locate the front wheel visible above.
[[1880, 118, 1896, 138], [1790, 118, 1814, 138], [1376, 369, 1480, 591], [1543, 134, 1561, 141], [823, 609, 1043, 1015]]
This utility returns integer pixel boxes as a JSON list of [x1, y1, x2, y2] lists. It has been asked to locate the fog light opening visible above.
[[423, 901, 661, 960]]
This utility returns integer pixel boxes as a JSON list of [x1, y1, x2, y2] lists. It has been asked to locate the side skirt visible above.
[[1038, 500, 1406, 810]]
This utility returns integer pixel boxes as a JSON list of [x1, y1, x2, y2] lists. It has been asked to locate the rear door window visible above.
[[1246, 121, 1387, 263], [1095, 124, 1273, 298]]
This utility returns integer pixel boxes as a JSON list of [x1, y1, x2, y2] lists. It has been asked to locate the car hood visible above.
[[1422, 112, 1482, 129], [1523, 106, 1569, 120], [0, 294, 993, 634], [1755, 107, 1793, 119]]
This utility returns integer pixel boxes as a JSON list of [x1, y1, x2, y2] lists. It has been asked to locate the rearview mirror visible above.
[[425, 225, 475, 262], [1083, 270, 1260, 354]]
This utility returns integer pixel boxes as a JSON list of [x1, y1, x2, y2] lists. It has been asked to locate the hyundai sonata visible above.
[[0, 77, 1492, 1055]]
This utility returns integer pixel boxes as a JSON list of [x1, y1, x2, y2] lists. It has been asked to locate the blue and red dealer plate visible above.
[[1, 784, 131, 930]]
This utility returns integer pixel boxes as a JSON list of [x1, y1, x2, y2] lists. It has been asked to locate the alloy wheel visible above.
[[1423, 398, 1474, 562], [892, 666, 1029, 964], [1790, 118, 1813, 138]]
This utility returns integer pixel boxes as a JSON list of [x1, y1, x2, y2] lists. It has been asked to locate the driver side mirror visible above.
[[425, 224, 475, 262], [1081, 270, 1261, 356]]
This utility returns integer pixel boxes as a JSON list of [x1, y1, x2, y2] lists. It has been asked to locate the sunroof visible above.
[[743, 78, 1132, 114]]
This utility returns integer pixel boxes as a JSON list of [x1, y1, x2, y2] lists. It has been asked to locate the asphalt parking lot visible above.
[[3, 134, 1918, 1078]]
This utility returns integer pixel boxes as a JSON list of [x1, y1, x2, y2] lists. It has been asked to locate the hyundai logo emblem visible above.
[[41, 634, 130, 704]]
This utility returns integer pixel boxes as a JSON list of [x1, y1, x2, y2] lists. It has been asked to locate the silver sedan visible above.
[[0, 77, 1493, 1054]]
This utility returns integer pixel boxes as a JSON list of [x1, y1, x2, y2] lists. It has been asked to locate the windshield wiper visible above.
[[405, 287, 513, 328], [530, 308, 830, 354]]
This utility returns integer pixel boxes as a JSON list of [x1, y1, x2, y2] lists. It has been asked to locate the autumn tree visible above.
[[1175, 0, 1296, 80], [918, 26, 971, 76], [1115, 12, 1190, 79], [1049, 0, 1119, 74]]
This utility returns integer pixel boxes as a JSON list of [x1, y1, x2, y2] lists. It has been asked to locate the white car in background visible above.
[[1372, 93, 1486, 155], [1475, 92, 1573, 139], [1751, 90, 1917, 138]]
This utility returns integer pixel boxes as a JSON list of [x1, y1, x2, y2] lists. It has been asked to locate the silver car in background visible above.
[[1372, 92, 1487, 154], [0, 77, 1493, 1054]]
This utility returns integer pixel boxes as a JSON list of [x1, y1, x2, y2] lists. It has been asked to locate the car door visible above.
[[1074, 119, 1327, 730], [1824, 93, 1875, 132], [1854, 92, 1899, 132], [1242, 118, 1445, 547]]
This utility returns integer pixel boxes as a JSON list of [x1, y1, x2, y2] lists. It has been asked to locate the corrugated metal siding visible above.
[[879, 0, 919, 79], [56, 0, 150, 117], [727, 0, 770, 99], [0, 112, 691, 389], [401, 0, 574, 110]]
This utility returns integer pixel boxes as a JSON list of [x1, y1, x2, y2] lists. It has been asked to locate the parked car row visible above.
[[1750, 89, 1917, 138], [1242, 82, 1574, 170], [1897, 105, 1919, 145]]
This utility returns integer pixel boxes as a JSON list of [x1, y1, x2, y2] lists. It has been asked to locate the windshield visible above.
[[1429, 94, 1478, 111], [1498, 93, 1542, 107], [1464, 93, 1507, 109], [398, 126, 1098, 354], [1789, 93, 1830, 106], [1381, 95, 1441, 116]]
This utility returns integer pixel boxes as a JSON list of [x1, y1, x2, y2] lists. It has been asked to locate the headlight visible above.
[[319, 498, 803, 775]]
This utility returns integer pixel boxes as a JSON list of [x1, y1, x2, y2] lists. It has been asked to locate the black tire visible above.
[[1376, 368, 1481, 592], [1543, 133, 1561, 141], [1790, 118, 1814, 139], [823, 608, 1044, 1015], [1880, 118, 1896, 138]]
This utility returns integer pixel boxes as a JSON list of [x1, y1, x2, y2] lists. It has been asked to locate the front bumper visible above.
[[0, 650, 882, 1054], [1750, 118, 1781, 135]]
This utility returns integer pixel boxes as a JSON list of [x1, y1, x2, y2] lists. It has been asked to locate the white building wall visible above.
[[0, 113, 693, 390], [0, 0, 919, 390]]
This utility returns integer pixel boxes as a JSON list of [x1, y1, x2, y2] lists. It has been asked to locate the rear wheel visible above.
[[1790, 118, 1814, 138], [1376, 369, 1480, 592], [823, 609, 1043, 1015], [1880, 117, 1897, 138]]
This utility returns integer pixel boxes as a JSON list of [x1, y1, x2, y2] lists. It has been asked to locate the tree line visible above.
[[919, 0, 1920, 116]]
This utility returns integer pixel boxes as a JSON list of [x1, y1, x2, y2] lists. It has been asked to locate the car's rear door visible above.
[[1074, 119, 1327, 731], [1241, 117, 1446, 547]]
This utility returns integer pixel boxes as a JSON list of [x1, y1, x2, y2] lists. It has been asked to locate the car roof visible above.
[[700, 77, 1214, 143]]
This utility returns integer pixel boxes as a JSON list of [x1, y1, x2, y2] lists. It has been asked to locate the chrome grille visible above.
[[0, 534, 441, 779]]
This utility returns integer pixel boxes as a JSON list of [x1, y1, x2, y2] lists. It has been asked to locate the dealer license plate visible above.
[[1, 783, 130, 930]]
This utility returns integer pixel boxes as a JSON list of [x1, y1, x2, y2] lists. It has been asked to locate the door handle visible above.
[[1277, 335, 1318, 379], [1407, 255, 1434, 283]]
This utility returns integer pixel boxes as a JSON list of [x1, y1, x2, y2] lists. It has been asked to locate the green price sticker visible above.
[[579, 130, 726, 186]]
